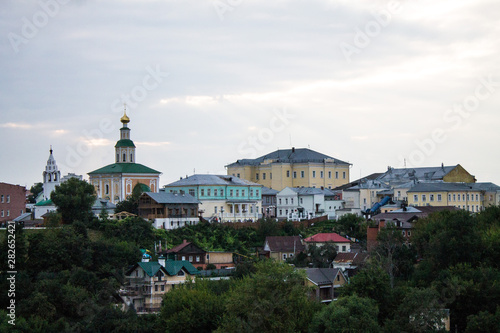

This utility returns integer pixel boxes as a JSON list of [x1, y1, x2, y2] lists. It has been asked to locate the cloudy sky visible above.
[[1, 0, 499, 189]]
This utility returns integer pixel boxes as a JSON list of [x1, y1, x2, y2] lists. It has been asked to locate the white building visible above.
[[276, 187, 344, 220]]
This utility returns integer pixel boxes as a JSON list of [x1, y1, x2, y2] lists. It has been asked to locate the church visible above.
[[88, 112, 161, 203]]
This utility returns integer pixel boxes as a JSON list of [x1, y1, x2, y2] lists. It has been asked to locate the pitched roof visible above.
[[377, 165, 465, 184], [144, 192, 200, 204], [88, 163, 161, 175], [407, 182, 500, 193], [132, 260, 200, 277], [285, 187, 337, 196], [264, 236, 305, 252], [333, 173, 384, 191], [163, 260, 200, 276], [334, 252, 369, 264], [35, 199, 54, 207], [304, 233, 351, 243], [165, 174, 261, 187], [226, 148, 350, 167], [262, 186, 279, 196], [166, 240, 192, 253], [304, 268, 342, 285]]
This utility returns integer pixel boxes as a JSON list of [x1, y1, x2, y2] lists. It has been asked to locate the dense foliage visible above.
[[1, 206, 499, 332]]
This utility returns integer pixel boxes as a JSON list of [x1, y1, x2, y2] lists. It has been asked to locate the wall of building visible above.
[[0, 183, 26, 223]]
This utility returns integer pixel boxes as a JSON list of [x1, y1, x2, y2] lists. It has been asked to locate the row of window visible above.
[[413, 193, 483, 202], [1, 210, 11, 217], [277, 197, 304, 205], [0, 195, 11, 203], [250, 170, 347, 180], [193, 188, 260, 198]]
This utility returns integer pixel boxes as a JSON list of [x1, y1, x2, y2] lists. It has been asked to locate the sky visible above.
[[1, 0, 499, 189]]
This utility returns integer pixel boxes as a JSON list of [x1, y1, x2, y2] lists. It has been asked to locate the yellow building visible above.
[[226, 147, 351, 191], [407, 182, 500, 213], [88, 112, 161, 203], [378, 164, 476, 185]]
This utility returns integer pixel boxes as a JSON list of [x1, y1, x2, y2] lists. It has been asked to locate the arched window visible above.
[[116, 153, 119, 162], [123, 153, 126, 162], [48, 174, 51, 181], [54, 174, 57, 181], [130, 153, 133, 162], [105, 184, 109, 195]]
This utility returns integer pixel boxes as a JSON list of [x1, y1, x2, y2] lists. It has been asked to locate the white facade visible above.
[[153, 217, 200, 230], [42, 147, 61, 200], [276, 187, 344, 220]]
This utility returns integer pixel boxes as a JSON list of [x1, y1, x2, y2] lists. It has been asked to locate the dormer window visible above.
[[178, 270, 185, 276]]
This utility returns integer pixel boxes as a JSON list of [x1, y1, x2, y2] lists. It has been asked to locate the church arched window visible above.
[[54, 174, 57, 181], [130, 153, 133, 162], [123, 153, 126, 162]]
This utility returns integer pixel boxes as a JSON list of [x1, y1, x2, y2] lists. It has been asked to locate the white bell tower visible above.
[[42, 146, 61, 200]]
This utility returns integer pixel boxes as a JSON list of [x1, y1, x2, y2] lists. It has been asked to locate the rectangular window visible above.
[[462, 194, 465, 201], [467, 194, 469, 201], [0, 195, 3, 203], [220, 189, 224, 196], [207, 189, 211, 196], [189, 189, 195, 196], [270, 173, 272, 179], [437, 194, 442, 201], [6, 195, 10, 203], [430, 194, 434, 201], [414, 195, 418, 202], [230, 189, 233, 196], [237, 173, 240, 178], [262, 173, 266, 180], [189, 256, 193, 262], [279, 198, 282, 204], [256, 173, 259, 180], [6, 210, 9, 217], [328, 171, 332, 178], [283, 254, 287, 260], [196, 256, 200, 262], [256, 190, 259, 197], [155, 285, 158, 292], [291, 198, 294, 204], [287, 170, 290, 178], [236, 190, 239, 197], [242, 190, 245, 197], [214, 189, 218, 196], [320, 171, 324, 178], [476, 194, 479, 201], [422, 195, 426, 202], [201, 189, 205, 196], [285, 198, 288, 205], [214, 206, 217, 214], [301, 171, 305, 178], [250, 189, 254, 197], [181, 256, 186, 261], [343, 171, 346, 179], [1, 211, 3, 217], [300, 198, 303, 204], [293, 171, 297, 178], [312, 171, 316, 178], [342, 245, 346, 252], [453, 194, 457, 201], [161, 285, 165, 292], [335, 171, 339, 179]]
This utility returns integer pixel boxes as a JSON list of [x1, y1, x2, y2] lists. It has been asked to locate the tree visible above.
[[27, 182, 43, 203], [288, 244, 337, 268], [215, 261, 320, 332], [115, 183, 147, 215], [309, 295, 381, 333], [332, 213, 367, 245], [50, 178, 96, 224], [160, 279, 227, 333], [466, 307, 500, 333]]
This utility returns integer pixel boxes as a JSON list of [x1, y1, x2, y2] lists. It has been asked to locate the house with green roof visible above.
[[88, 112, 162, 204], [121, 256, 199, 314]]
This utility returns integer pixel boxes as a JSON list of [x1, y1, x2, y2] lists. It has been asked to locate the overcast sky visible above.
[[1, 0, 499, 189]]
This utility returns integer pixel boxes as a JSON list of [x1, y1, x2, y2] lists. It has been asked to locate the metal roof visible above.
[[226, 148, 350, 167], [304, 268, 342, 286], [165, 174, 262, 187], [144, 192, 200, 204], [88, 163, 161, 175]]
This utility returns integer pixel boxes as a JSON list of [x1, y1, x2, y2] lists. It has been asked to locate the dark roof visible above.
[[377, 165, 466, 184], [165, 174, 261, 187], [226, 148, 350, 167], [285, 187, 337, 196], [333, 173, 383, 191], [166, 240, 192, 254], [334, 252, 369, 265], [114, 139, 136, 148], [144, 192, 200, 204], [304, 268, 342, 285], [88, 163, 161, 175], [264, 236, 305, 252], [262, 186, 279, 196], [372, 206, 459, 224]]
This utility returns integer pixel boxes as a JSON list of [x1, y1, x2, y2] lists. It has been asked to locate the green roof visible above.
[[115, 139, 136, 148], [88, 163, 161, 175], [135, 260, 200, 277], [35, 199, 53, 207]]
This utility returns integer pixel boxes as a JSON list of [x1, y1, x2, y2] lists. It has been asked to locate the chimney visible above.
[[158, 255, 166, 267], [292, 147, 295, 153]]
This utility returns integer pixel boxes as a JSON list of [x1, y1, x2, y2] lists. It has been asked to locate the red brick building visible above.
[[0, 182, 26, 224]]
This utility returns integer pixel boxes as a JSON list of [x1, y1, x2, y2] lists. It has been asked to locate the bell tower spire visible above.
[[42, 146, 61, 200], [115, 105, 136, 163]]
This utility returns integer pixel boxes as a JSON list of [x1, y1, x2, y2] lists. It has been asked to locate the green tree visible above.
[[115, 183, 147, 215], [309, 295, 381, 333], [466, 306, 500, 333], [160, 279, 227, 333], [288, 244, 337, 268], [27, 182, 43, 204], [216, 261, 320, 332], [50, 177, 96, 224], [332, 213, 367, 245]]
